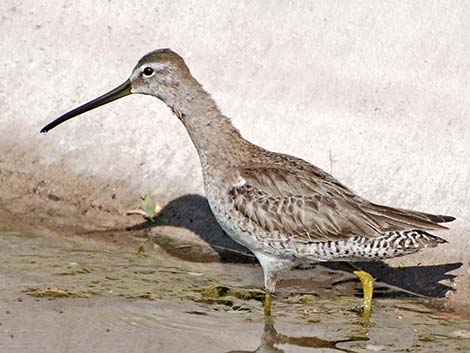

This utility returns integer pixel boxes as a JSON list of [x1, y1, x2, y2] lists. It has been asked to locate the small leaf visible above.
[[140, 194, 156, 222]]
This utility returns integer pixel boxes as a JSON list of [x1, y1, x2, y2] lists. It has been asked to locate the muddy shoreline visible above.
[[0, 160, 469, 352], [1, 223, 470, 352]]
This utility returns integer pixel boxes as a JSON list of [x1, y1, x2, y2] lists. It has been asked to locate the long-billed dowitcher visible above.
[[41, 49, 454, 318]]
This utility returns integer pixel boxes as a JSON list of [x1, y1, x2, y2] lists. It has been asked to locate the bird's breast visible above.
[[203, 176, 264, 251]]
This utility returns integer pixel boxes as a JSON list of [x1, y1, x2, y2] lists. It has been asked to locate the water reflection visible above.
[[226, 317, 368, 353]]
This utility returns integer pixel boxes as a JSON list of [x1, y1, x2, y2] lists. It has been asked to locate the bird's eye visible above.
[[143, 67, 154, 76]]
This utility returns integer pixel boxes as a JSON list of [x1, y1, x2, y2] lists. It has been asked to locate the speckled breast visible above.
[[203, 177, 265, 254]]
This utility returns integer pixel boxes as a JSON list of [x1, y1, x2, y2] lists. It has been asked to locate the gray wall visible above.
[[3, 1, 469, 215]]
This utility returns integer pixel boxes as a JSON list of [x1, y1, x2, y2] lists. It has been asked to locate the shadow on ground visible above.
[[109, 194, 460, 299], [125, 193, 255, 263]]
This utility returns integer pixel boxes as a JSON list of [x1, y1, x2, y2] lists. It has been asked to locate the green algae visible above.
[[228, 306, 252, 314], [307, 318, 321, 323], [3, 229, 470, 353], [186, 285, 267, 311], [192, 297, 234, 307], [56, 265, 92, 276], [282, 294, 317, 304], [198, 285, 230, 298], [196, 285, 265, 302], [1, 231, 216, 303], [23, 287, 95, 299]]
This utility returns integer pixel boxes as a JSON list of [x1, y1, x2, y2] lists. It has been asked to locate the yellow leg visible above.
[[353, 270, 374, 319], [264, 290, 273, 316]]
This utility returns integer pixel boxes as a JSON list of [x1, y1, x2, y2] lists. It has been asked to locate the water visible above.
[[0, 230, 469, 352]]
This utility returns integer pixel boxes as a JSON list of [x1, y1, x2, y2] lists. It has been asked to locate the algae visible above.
[[23, 287, 94, 299], [196, 285, 265, 302]]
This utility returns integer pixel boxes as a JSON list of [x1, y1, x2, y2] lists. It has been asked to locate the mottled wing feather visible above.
[[229, 165, 450, 243]]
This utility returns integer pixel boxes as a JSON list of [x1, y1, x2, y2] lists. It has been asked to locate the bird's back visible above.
[[206, 142, 453, 261]]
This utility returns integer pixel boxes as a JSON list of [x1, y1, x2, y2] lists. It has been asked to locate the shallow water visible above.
[[0, 230, 469, 352]]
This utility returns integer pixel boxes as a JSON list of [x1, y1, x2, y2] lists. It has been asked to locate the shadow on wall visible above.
[[122, 194, 460, 298]]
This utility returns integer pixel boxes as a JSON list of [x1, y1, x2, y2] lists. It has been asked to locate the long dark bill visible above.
[[40, 80, 132, 133]]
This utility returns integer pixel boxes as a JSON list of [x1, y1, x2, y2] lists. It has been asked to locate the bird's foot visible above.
[[353, 270, 374, 320]]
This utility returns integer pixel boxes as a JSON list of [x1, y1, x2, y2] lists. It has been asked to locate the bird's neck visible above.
[[167, 82, 251, 169]]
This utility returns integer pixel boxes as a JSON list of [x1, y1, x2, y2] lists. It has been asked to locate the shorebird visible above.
[[41, 49, 454, 318]]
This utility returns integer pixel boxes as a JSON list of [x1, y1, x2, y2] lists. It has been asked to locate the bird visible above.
[[41, 48, 454, 318]]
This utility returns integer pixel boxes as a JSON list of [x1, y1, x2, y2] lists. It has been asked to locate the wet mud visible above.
[[1, 228, 469, 352]]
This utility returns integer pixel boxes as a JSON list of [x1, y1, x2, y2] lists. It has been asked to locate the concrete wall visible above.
[[1, 1, 469, 299], [3, 0, 469, 216]]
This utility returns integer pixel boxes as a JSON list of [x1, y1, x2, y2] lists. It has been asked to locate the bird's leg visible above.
[[256, 253, 287, 316], [262, 267, 278, 317], [264, 290, 273, 316], [353, 270, 374, 319]]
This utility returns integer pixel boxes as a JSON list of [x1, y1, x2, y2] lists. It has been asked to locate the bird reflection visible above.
[[226, 317, 368, 353]]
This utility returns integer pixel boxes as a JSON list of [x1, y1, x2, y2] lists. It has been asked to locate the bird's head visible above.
[[41, 48, 193, 133], [130, 49, 193, 102]]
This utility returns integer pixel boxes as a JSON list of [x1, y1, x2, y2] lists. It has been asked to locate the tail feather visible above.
[[416, 212, 455, 224], [365, 203, 455, 231]]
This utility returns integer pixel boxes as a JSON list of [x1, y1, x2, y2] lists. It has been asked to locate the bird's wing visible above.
[[229, 164, 451, 243]]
